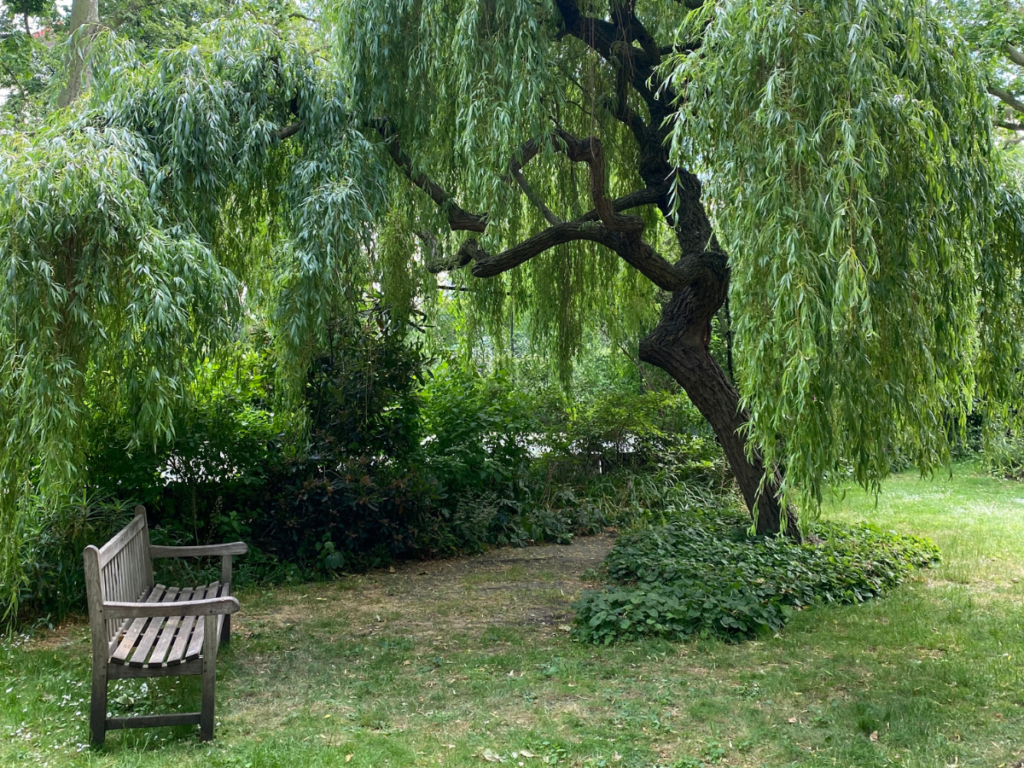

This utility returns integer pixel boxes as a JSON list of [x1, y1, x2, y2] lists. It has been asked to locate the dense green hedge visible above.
[[573, 510, 940, 643]]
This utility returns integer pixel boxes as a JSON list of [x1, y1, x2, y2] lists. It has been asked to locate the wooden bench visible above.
[[83, 505, 247, 745]]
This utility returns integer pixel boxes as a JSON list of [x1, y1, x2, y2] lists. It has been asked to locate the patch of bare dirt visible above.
[[319, 534, 616, 641]]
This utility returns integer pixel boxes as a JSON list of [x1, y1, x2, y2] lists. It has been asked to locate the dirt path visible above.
[[247, 534, 617, 642]]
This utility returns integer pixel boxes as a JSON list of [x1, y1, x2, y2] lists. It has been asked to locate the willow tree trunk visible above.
[[643, 169, 802, 540], [56, 0, 99, 108], [639, 288, 799, 539]]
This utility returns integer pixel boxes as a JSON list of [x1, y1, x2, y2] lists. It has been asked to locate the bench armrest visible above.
[[150, 542, 248, 558], [103, 596, 240, 619]]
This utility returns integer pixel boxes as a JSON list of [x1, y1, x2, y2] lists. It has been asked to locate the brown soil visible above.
[[245, 534, 617, 642]]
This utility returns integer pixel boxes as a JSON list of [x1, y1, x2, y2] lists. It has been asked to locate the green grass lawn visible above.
[[2, 463, 1023, 767]]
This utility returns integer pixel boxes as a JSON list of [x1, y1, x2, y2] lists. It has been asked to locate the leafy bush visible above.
[[305, 311, 426, 461], [573, 509, 939, 644], [984, 423, 1024, 480], [13, 492, 135, 623], [563, 390, 717, 474], [419, 362, 533, 498], [251, 456, 438, 571]]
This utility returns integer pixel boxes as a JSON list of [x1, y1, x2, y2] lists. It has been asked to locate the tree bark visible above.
[[56, 0, 99, 109], [639, 288, 801, 540], [646, 173, 802, 541]]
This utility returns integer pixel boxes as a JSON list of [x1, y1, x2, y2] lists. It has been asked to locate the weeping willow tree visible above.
[[2, 1, 1021, 613], [938, 1, 1024, 448], [666, 0, 1024, 506], [330, 0, 1024, 536], [0, 10, 387, 614]]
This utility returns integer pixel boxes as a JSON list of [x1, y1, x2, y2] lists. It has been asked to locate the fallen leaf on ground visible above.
[[870, 731, 879, 742]]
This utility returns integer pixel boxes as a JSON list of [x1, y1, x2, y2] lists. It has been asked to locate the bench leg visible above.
[[200, 614, 217, 741], [220, 555, 233, 646], [90, 664, 107, 746]]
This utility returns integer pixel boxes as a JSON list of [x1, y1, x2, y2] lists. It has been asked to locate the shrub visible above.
[[573, 509, 939, 644], [538, 389, 721, 483], [419, 362, 533, 498], [984, 424, 1024, 481], [14, 492, 135, 623], [250, 456, 438, 571]]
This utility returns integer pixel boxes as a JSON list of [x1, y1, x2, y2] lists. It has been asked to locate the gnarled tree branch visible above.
[[274, 121, 304, 140], [374, 117, 488, 233], [512, 169, 564, 226], [577, 180, 670, 223], [460, 220, 719, 294], [554, 129, 643, 233], [504, 138, 564, 226]]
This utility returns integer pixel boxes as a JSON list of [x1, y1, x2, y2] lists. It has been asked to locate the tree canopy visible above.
[[331, 0, 1024, 518], [2, 0, 1024, 608]]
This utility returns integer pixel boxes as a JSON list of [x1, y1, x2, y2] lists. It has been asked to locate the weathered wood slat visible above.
[[169, 613, 198, 665], [150, 542, 248, 558], [168, 583, 210, 664], [105, 712, 202, 730], [108, 658, 202, 679], [104, 595, 239, 620], [185, 583, 224, 660], [110, 585, 159, 662], [148, 587, 194, 666], [98, 514, 146, 566], [127, 586, 173, 667]]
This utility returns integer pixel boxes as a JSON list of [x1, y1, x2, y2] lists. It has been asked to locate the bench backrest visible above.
[[83, 506, 154, 646]]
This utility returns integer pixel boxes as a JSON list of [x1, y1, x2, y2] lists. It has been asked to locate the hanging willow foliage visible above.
[[0, 123, 240, 606], [0, 11, 388, 616], [332, 0, 671, 377], [666, 0, 1021, 505]]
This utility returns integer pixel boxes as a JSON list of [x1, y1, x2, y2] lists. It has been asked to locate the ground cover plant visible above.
[[573, 512, 940, 643], [1, 464, 1022, 768]]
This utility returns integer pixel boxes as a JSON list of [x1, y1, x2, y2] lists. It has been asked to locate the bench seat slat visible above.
[[110, 586, 159, 663], [112, 583, 227, 668], [186, 583, 226, 661], [126, 586, 174, 666], [168, 583, 213, 664], [147, 587, 195, 666]]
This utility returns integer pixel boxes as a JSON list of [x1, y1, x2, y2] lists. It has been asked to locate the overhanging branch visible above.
[[460, 219, 717, 293], [1006, 43, 1024, 68], [505, 138, 563, 226], [554, 129, 643, 233], [989, 85, 1024, 115], [274, 122, 304, 140], [374, 118, 489, 233]]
